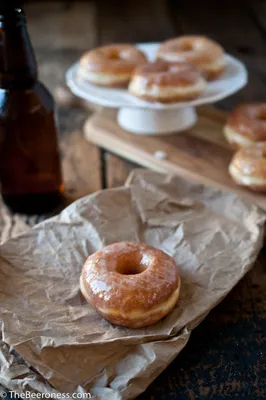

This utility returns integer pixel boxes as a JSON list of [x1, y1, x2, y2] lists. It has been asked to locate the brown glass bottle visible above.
[[0, 6, 64, 214]]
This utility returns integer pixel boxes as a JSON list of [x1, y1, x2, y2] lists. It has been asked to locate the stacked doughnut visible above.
[[128, 61, 206, 103], [77, 36, 226, 103], [78, 44, 147, 87], [156, 35, 225, 80], [224, 103, 266, 192]]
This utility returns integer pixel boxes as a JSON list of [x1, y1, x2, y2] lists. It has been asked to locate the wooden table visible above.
[[15, 1, 266, 398]]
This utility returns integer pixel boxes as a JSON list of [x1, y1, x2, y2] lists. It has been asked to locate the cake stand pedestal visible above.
[[117, 107, 197, 135]]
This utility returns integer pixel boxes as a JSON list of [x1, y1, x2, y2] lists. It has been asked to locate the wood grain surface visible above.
[[85, 108, 266, 211], [4, 1, 265, 398]]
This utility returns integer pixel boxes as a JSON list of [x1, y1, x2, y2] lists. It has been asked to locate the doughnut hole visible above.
[[109, 51, 120, 60], [262, 149, 266, 158], [180, 42, 194, 52], [257, 112, 266, 121], [116, 253, 148, 275]]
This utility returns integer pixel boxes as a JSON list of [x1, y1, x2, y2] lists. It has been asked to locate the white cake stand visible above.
[[66, 43, 248, 135]]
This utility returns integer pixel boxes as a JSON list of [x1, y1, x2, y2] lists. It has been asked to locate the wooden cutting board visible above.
[[84, 107, 266, 211]]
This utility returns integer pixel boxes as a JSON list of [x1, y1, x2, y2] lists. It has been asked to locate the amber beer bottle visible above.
[[0, 6, 64, 214]]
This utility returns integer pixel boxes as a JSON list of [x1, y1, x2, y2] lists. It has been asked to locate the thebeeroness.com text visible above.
[[0, 391, 92, 399]]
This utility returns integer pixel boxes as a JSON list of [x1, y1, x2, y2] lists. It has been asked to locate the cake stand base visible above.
[[117, 107, 197, 135]]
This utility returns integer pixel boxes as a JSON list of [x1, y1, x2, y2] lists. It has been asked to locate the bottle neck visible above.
[[0, 8, 37, 89]]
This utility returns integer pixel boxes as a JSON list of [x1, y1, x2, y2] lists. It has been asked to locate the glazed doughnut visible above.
[[78, 44, 147, 87], [229, 143, 266, 192], [80, 242, 181, 328], [224, 104, 266, 149], [157, 36, 225, 80], [128, 61, 206, 103]]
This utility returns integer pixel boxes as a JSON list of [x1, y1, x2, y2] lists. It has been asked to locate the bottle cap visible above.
[[0, 2, 25, 19]]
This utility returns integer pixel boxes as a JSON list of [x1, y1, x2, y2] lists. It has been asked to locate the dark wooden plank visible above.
[[54, 90, 135, 190], [60, 124, 102, 202], [168, 0, 266, 109], [98, 0, 176, 44], [26, 1, 97, 92], [248, 0, 266, 35], [106, 154, 137, 188]]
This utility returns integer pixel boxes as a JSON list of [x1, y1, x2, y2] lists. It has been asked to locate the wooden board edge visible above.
[[84, 115, 266, 212]]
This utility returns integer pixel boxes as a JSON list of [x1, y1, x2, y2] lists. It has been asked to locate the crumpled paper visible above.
[[0, 169, 265, 400]]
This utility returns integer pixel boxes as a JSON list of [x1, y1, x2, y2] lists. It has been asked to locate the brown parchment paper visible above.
[[0, 169, 265, 400]]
